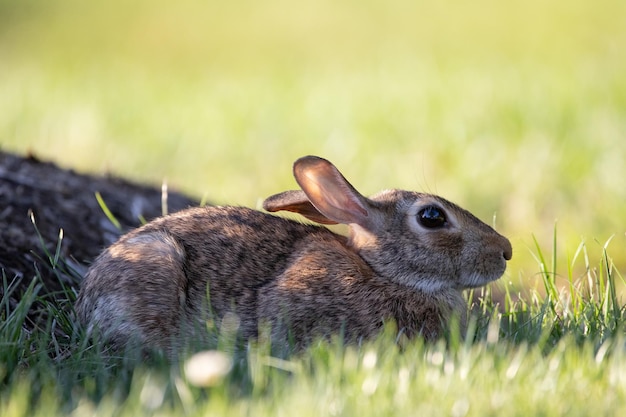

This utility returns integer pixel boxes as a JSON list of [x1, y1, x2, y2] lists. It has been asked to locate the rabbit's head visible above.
[[263, 156, 512, 293]]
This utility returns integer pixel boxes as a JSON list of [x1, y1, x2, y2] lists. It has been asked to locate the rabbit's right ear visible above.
[[263, 190, 339, 225], [292, 156, 372, 228]]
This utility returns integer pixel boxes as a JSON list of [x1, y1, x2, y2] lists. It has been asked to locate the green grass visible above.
[[2, 0, 626, 415], [1, 234, 625, 416]]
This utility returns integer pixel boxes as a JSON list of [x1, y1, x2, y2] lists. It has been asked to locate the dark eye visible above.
[[417, 205, 447, 228]]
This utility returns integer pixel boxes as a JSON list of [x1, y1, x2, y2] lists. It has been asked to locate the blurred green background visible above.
[[1, 0, 625, 285]]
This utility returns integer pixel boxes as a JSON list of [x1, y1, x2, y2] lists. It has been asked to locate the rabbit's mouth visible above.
[[459, 262, 508, 289]]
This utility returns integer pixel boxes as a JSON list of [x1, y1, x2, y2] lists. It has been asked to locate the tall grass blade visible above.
[[95, 192, 122, 230], [532, 233, 558, 315]]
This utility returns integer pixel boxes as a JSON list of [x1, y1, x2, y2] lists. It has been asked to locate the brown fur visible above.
[[75, 156, 512, 356]]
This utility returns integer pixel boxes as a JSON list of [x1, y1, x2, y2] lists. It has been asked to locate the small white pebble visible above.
[[184, 350, 232, 387]]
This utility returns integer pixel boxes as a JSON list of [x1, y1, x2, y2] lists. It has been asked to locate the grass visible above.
[[2, 0, 626, 415], [1, 229, 625, 416]]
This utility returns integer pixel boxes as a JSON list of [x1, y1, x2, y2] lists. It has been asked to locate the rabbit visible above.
[[75, 155, 512, 356]]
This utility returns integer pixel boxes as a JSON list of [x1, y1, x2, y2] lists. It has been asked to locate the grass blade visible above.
[[95, 192, 122, 230]]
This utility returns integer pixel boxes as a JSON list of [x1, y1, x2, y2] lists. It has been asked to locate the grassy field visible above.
[[1, 0, 626, 415]]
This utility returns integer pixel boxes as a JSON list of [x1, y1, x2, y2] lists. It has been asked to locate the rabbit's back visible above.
[[75, 206, 342, 351]]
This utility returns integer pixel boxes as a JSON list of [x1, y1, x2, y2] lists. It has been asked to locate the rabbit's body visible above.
[[75, 157, 511, 355]]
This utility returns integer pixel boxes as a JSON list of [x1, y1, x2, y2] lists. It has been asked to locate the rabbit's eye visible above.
[[417, 206, 447, 228]]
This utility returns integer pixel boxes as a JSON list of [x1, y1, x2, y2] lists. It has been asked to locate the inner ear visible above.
[[292, 156, 371, 227], [263, 190, 339, 225]]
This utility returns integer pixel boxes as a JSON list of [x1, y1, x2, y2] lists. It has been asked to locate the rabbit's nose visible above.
[[501, 238, 513, 261]]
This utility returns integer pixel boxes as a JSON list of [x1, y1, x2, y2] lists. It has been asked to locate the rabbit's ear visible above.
[[263, 190, 339, 225], [293, 156, 371, 227]]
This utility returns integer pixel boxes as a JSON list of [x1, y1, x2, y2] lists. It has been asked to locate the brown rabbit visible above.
[[75, 156, 512, 355]]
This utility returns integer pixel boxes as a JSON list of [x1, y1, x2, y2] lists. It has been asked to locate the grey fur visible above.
[[75, 156, 512, 355]]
